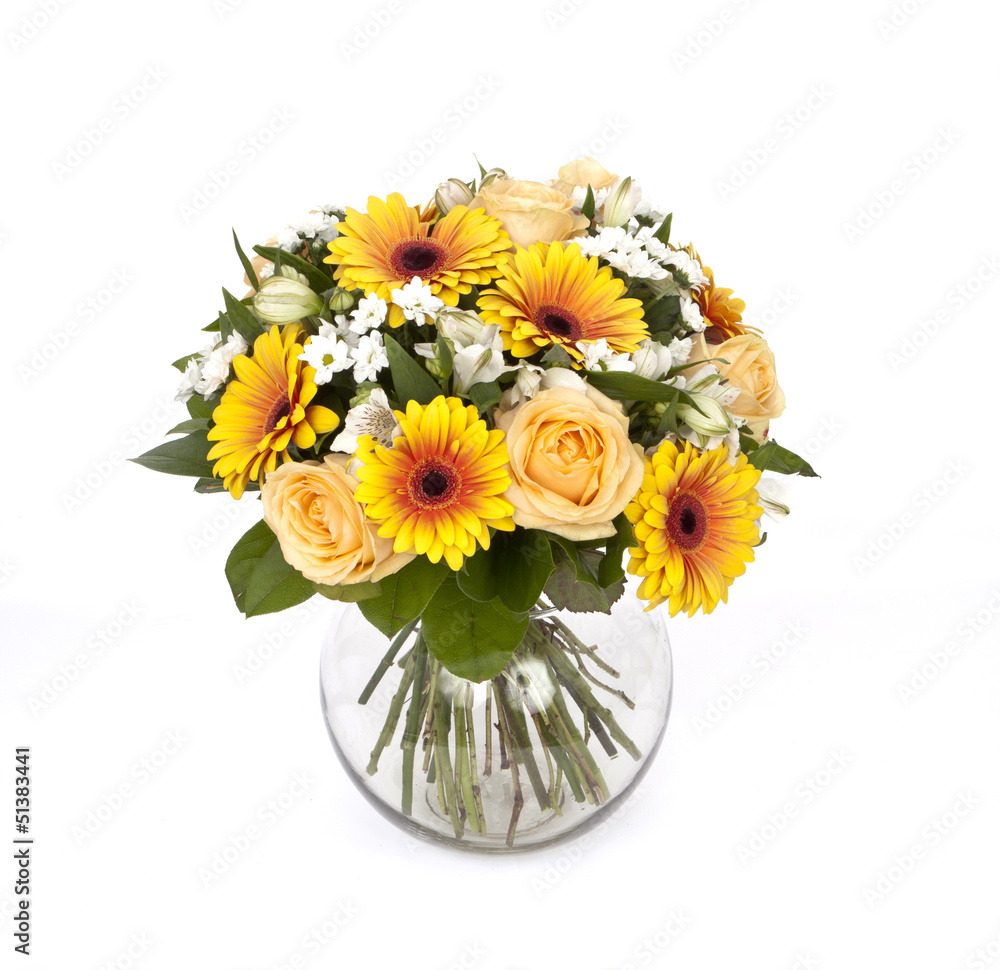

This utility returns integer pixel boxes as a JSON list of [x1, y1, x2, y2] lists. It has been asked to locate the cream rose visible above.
[[551, 156, 619, 195], [495, 385, 644, 541], [468, 179, 589, 249], [262, 455, 412, 586], [687, 332, 786, 438]]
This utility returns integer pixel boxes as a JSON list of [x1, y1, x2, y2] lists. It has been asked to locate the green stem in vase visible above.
[[463, 682, 487, 834], [433, 674, 463, 838], [482, 688, 493, 780], [365, 649, 417, 775], [357, 618, 419, 705], [400, 635, 430, 817], [492, 681, 524, 847], [497, 674, 550, 812]]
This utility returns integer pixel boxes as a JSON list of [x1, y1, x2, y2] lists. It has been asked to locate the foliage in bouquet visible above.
[[135, 156, 816, 684]]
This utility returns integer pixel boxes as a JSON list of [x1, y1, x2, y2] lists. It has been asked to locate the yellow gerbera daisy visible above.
[[476, 241, 648, 362], [206, 324, 339, 499], [354, 396, 515, 571], [683, 245, 757, 342], [323, 193, 510, 328], [626, 439, 762, 617]]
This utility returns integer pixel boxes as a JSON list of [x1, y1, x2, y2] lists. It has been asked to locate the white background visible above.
[[2, 0, 998, 967]]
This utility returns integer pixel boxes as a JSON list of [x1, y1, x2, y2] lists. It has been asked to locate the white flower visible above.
[[667, 336, 693, 369], [320, 316, 360, 350], [298, 335, 352, 385], [331, 388, 400, 453], [510, 363, 545, 405], [575, 338, 636, 373], [539, 367, 588, 393], [435, 178, 475, 215], [349, 293, 387, 334], [436, 309, 488, 348], [452, 324, 517, 394], [630, 340, 675, 381], [276, 228, 302, 252], [194, 332, 248, 399], [175, 358, 202, 403], [756, 478, 791, 520], [663, 249, 709, 291], [390, 276, 445, 325], [604, 248, 670, 281], [258, 263, 275, 281], [574, 226, 643, 260], [289, 212, 329, 240], [601, 177, 642, 228], [351, 331, 389, 383], [570, 184, 609, 211], [634, 200, 666, 222], [634, 225, 670, 261], [679, 295, 706, 332]]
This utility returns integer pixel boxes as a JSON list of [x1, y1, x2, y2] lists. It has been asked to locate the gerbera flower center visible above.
[[667, 490, 709, 552], [534, 303, 581, 341], [390, 238, 449, 279], [263, 394, 292, 434], [407, 457, 461, 510]]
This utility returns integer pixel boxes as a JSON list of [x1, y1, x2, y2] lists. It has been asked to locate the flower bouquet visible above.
[[136, 156, 815, 848]]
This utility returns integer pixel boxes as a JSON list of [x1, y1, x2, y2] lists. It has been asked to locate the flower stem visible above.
[[400, 636, 429, 816], [357, 618, 419, 704], [365, 649, 416, 775]]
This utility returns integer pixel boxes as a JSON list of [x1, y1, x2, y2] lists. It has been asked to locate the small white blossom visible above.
[[194, 332, 248, 399], [351, 331, 389, 384], [630, 340, 675, 381], [390, 276, 446, 325], [349, 293, 387, 335], [510, 363, 545, 405], [634, 226, 670, 261], [258, 263, 275, 281], [634, 199, 666, 223], [175, 358, 203, 403], [331, 388, 399, 453], [570, 184, 610, 212], [574, 226, 644, 260], [289, 212, 329, 240], [664, 249, 709, 291], [604, 248, 670, 281], [320, 316, 360, 350], [576, 338, 636, 373], [452, 324, 517, 394], [667, 336, 693, 369], [298, 335, 352, 385], [680, 295, 706, 332], [276, 228, 302, 252]]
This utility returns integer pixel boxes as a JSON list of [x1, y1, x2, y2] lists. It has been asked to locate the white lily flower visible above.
[[435, 178, 475, 215], [253, 276, 324, 324], [452, 324, 517, 394], [631, 340, 675, 381], [756, 477, 791, 520], [331, 387, 400, 453], [601, 176, 642, 228]]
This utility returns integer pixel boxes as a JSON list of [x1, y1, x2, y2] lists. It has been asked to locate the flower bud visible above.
[[434, 179, 475, 215], [436, 309, 487, 348], [478, 167, 508, 191], [677, 393, 734, 437], [328, 287, 355, 313], [601, 176, 641, 228], [253, 276, 324, 324]]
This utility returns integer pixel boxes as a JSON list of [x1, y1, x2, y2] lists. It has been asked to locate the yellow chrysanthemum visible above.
[[626, 439, 762, 617], [323, 193, 510, 328], [476, 241, 648, 362], [206, 324, 339, 500], [354, 396, 514, 571]]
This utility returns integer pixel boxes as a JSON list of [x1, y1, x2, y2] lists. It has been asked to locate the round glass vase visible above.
[[319, 584, 672, 852]]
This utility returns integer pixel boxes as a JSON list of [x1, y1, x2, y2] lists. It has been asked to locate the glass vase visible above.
[[319, 583, 672, 852]]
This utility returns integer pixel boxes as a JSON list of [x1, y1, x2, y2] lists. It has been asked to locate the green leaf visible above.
[[457, 530, 554, 614], [131, 432, 214, 478], [653, 212, 673, 245], [167, 417, 210, 435], [542, 533, 603, 588], [748, 440, 820, 478], [383, 333, 441, 406], [194, 477, 229, 494], [585, 370, 684, 403], [186, 393, 217, 420], [598, 513, 635, 588], [357, 556, 450, 637], [421, 576, 528, 682], [544, 551, 619, 614], [222, 288, 265, 345], [233, 230, 260, 292], [435, 334, 454, 379], [216, 311, 232, 342], [581, 184, 596, 221], [172, 353, 198, 373], [253, 244, 334, 295], [227, 523, 315, 618], [642, 294, 682, 336], [312, 580, 384, 602], [541, 346, 573, 366], [473, 154, 488, 180], [468, 380, 502, 416]]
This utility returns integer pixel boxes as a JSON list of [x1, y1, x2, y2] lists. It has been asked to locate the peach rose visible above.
[[551, 156, 619, 195], [468, 179, 589, 249], [687, 332, 786, 438], [262, 455, 413, 586], [495, 385, 644, 541]]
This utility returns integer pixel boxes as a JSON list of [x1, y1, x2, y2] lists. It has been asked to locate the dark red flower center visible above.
[[408, 457, 461, 510], [667, 490, 709, 552], [534, 303, 582, 342], [390, 237, 449, 279], [263, 395, 292, 434]]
